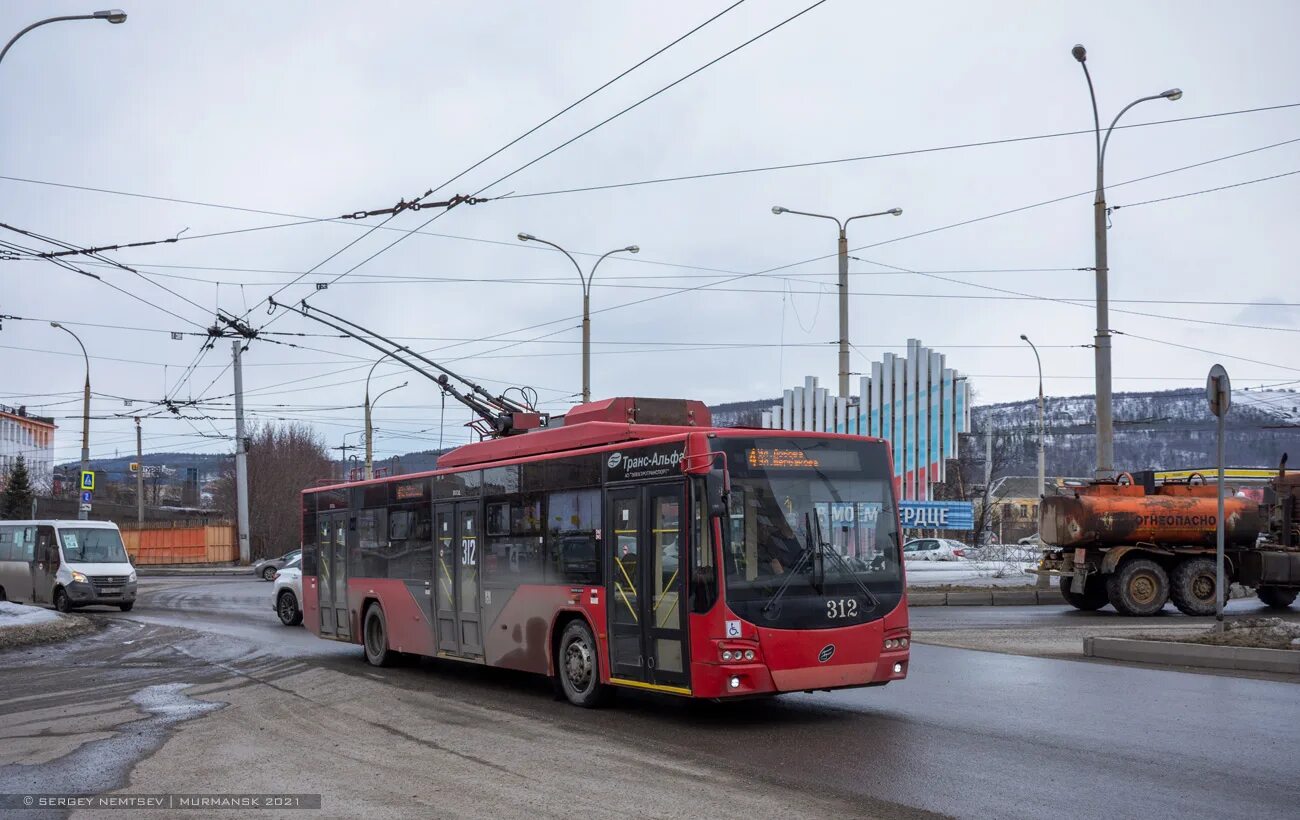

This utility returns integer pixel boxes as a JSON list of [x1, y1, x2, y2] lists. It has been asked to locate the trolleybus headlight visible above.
[[899, 638, 908, 648], [729, 676, 741, 689], [721, 650, 733, 661], [743, 649, 755, 661], [893, 663, 903, 674]]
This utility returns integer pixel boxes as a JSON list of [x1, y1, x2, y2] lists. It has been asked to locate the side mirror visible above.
[[710, 501, 728, 519]]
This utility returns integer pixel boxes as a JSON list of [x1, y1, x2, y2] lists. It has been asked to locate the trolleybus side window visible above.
[[546, 488, 601, 585]]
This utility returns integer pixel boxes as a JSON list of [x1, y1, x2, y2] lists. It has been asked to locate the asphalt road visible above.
[[1, 577, 1297, 819]]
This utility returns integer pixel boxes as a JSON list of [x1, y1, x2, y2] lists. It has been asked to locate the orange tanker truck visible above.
[[1034, 460, 1300, 615]]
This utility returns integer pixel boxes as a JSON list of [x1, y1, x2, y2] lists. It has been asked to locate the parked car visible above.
[[253, 549, 300, 581], [272, 556, 303, 626], [1017, 533, 1042, 547], [902, 538, 967, 561]]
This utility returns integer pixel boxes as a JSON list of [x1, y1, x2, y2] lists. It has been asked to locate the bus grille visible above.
[[92, 576, 129, 588]]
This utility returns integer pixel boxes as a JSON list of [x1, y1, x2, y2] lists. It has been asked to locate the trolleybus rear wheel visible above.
[[363, 603, 394, 667], [557, 619, 608, 708], [1169, 558, 1219, 616], [1106, 558, 1169, 616], [1257, 586, 1298, 609]]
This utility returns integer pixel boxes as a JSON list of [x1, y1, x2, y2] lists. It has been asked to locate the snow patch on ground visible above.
[[0, 601, 62, 627], [905, 559, 1038, 587]]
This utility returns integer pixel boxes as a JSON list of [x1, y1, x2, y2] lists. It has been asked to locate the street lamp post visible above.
[[1, 10, 126, 66], [51, 322, 91, 520], [1072, 44, 1181, 479], [771, 205, 902, 398], [365, 381, 406, 480], [1019, 335, 1046, 501], [517, 233, 639, 403]]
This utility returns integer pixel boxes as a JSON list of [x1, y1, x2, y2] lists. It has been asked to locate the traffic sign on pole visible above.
[[80, 470, 95, 491], [81, 491, 93, 504]]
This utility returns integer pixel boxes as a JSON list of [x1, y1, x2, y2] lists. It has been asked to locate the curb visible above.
[[136, 566, 250, 577], [907, 589, 1060, 607], [1083, 636, 1300, 674]]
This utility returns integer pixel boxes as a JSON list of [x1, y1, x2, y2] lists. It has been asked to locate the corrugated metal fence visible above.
[[119, 522, 237, 565]]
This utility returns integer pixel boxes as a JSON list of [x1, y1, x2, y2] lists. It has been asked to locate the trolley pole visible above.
[[233, 340, 251, 565], [135, 416, 143, 524]]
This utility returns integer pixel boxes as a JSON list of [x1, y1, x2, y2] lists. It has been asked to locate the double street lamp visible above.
[[1072, 44, 1181, 479], [50, 322, 91, 520], [518, 233, 639, 404], [1, 10, 126, 66], [771, 204, 902, 398]]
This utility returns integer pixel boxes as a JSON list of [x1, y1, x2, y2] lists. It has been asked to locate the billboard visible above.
[[899, 501, 975, 531]]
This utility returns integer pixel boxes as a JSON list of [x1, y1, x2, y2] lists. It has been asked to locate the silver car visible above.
[[252, 549, 300, 581]]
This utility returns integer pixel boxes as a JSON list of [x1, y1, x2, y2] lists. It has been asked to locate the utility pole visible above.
[[982, 428, 993, 544], [771, 205, 902, 397], [232, 340, 251, 565], [1071, 44, 1182, 480], [517, 233, 638, 404], [135, 416, 143, 524]]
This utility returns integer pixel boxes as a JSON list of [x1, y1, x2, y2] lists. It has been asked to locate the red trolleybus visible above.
[[301, 398, 910, 706]]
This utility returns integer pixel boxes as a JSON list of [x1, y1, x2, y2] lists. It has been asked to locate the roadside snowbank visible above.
[[0, 601, 94, 649]]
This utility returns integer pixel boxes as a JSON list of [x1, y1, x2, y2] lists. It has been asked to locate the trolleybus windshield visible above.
[[718, 436, 902, 629]]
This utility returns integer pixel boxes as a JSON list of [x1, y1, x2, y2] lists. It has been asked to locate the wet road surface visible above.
[[1, 577, 1297, 818]]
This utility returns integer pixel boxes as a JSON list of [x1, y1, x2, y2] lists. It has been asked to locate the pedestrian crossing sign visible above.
[[80, 471, 95, 491]]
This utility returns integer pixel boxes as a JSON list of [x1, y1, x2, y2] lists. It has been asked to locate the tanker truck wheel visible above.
[[1169, 558, 1220, 616], [1106, 558, 1169, 616], [1257, 587, 1298, 610], [1059, 574, 1108, 611]]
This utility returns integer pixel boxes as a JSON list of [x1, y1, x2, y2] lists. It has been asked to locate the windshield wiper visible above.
[[811, 510, 880, 610], [761, 513, 815, 616]]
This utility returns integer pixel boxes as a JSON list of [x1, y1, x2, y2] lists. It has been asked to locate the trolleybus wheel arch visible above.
[[556, 619, 609, 708], [362, 602, 395, 667]]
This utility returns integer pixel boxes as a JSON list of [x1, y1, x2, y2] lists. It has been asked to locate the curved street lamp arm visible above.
[[1020, 335, 1043, 392], [1100, 93, 1169, 171], [775, 208, 842, 230], [588, 247, 636, 287], [526, 236, 587, 291], [844, 208, 903, 229], [373, 381, 408, 408], [0, 14, 107, 65], [1078, 61, 1103, 179]]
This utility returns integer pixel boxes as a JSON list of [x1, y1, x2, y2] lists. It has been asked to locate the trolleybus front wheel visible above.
[[557, 619, 609, 708]]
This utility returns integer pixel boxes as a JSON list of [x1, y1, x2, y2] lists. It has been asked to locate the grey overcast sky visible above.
[[3, 0, 1299, 463]]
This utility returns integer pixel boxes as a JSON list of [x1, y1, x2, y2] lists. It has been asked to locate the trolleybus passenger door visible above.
[[645, 483, 688, 691], [318, 512, 350, 640], [455, 502, 483, 658], [331, 512, 351, 641], [434, 504, 457, 653], [606, 484, 689, 691], [317, 514, 334, 636], [607, 489, 643, 681], [434, 502, 483, 658]]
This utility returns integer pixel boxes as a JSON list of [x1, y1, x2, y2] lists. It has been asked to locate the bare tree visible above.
[[212, 422, 331, 560]]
